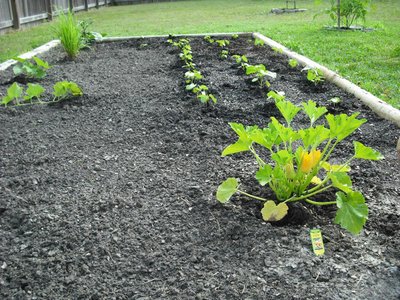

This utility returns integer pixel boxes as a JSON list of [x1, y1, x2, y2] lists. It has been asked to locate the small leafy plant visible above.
[[245, 64, 277, 89], [53, 81, 83, 101], [217, 93, 383, 234], [13, 56, 51, 80], [288, 58, 299, 68], [215, 39, 230, 48], [185, 70, 203, 90], [304, 67, 325, 85], [193, 85, 217, 104], [254, 38, 265, 47], [204, 35, 215, 44], [220, 50, 229, 59], [232, 54, 248, 65], [78, 20, 102, 47], [231, 34, 239, 39], [272, 46, 284, 54]]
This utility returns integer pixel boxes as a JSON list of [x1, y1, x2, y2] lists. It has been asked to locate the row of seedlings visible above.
[[204, 35, 277, 91], [168, 37, 216, 104]]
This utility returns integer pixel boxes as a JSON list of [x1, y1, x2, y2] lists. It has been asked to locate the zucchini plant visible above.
[[217, 92, 383, 234]]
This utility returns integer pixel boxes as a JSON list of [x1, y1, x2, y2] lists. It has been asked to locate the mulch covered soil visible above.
[[0, 34, 399, 299]]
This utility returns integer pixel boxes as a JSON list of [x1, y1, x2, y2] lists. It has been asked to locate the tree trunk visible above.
[[337, 0, 341, 28]]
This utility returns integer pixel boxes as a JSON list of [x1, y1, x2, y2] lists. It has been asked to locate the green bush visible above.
[[55, 10, 83, 59]]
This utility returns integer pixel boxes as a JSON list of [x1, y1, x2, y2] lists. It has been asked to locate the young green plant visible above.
[[232, 54, 249, 70], [215, 39, 230, 48], [245, 64, 277, 89], [193, 85, 217, 104], [217, 93, 383, 234], [1, 81, 82, 106], [13, 56, 51, 80], [185, 69, 203, 91], [288, 59, 299, 68], [304, 67, 325, 85], [220, 50, 229, 59]]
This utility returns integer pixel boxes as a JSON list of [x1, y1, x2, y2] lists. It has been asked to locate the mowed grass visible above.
[[0, 0, 399, 107]]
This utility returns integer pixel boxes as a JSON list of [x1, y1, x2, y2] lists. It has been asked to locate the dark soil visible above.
[[0, 35, 399, 299]]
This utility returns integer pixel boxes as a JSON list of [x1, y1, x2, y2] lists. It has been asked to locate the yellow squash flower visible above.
[[301, 149, 321, 173]]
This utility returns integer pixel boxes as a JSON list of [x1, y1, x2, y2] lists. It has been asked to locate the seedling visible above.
[[185, 70, 203, 83], [52, 81, 83, 101], [217, 94, 383, 234], [304, 67, 324, 85], [215, 39, 230, 48], [232, 54, 249, 70], [272, 46, 283, 54], [13, 56, 51, 80], [232, 54, 248, 64], [204, 35, 215, 44], [245, 64, 277, 89], [193, 85, 217, 104], [288, 59, 299, 68], [231, 34, 239, 39], [185, 70, 203, 91], [329, 97, 342, 105], [220, 50, 229, 59], [78, 20, 102, 46], [254, 38, 265, 47]]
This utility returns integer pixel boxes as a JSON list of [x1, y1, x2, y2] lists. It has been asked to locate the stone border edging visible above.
[[252, 32, 400, 128]]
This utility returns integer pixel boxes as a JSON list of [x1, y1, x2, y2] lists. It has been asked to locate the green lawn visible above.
[[0, 0, 399, 107]]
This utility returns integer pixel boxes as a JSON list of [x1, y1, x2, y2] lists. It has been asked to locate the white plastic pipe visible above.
[[253, 32, 400, 128], [96, 32, 251, 43]]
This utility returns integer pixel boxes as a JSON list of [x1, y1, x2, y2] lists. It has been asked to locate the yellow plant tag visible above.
[[310, 229, 325, 256]]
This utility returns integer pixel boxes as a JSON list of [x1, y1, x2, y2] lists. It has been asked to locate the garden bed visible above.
[[0, 34, 399, 299]]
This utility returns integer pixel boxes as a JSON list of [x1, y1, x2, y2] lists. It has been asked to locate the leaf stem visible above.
[[285, 184, 333, 203], [250, 146, 266, 167], [237, 189, 267, 202], [304, 198, 336, 206]]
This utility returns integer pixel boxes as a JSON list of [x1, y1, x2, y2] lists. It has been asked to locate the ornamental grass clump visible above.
[[55, 10, 83, 59], [217, 92, 384, 234]]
